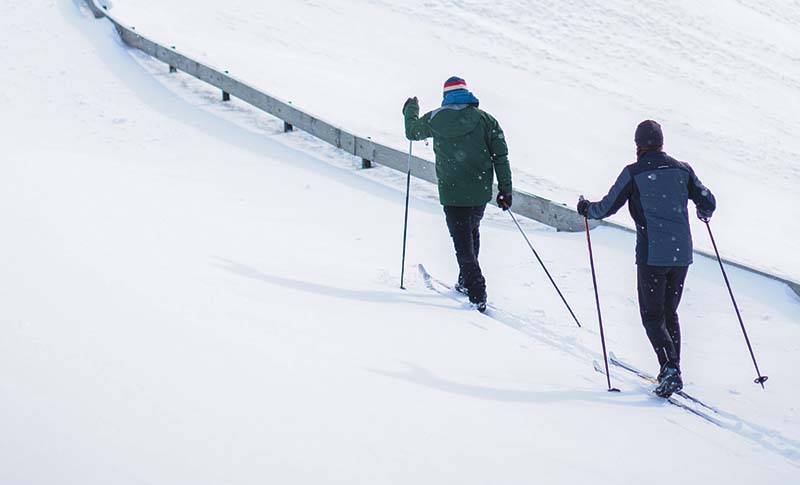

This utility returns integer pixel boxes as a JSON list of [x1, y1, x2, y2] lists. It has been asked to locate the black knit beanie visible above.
[[635, 120, 663, 147]]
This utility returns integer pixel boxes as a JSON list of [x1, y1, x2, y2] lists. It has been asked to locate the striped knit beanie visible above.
[[441, 76, 479, 106], [443, 76, 468, 95]]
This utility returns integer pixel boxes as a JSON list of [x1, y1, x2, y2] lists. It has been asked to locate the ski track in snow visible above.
[[120, 14, 800, 468], [420, 265, 800, 466], [2, 2, 799, 483]]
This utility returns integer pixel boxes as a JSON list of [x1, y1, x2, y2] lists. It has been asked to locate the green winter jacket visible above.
[[404, 100, 512, 207]]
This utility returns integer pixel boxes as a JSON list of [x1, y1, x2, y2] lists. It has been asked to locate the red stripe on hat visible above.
[[444, 80, 467, 88]]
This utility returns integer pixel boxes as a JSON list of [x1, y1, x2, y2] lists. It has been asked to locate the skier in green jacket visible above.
[[403, 76, 513, 312]]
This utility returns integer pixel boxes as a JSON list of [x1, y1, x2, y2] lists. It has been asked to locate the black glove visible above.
[[403, 96, 418, 115], [577, 198, 590, 217], [697, 208, 713, 222], [497, 192, 512, 211]]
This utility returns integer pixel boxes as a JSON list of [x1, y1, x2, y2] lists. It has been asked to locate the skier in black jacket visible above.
[[577, 120, 716, 398]]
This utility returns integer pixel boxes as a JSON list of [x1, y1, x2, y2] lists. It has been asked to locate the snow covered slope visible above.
[[0, 1, 799, 484], [109, 0, 800, 281]]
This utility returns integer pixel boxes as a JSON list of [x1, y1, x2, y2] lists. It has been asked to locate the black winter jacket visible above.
[[586, 151, 716, 266]]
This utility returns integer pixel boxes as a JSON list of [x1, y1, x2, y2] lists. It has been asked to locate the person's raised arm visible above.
[[403, 97, 432, 141], [580, 168, 633, 220]]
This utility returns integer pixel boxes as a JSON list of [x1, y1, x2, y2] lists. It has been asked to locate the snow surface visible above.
[[107, 0, 800, 282], [1, 1, 799, 484]]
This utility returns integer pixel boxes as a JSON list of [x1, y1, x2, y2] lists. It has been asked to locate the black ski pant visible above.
[[637, 264, 689, 370], [443, 205, 486, 302]]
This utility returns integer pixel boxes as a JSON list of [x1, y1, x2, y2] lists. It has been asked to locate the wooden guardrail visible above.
[[81, 0, 799, 298]]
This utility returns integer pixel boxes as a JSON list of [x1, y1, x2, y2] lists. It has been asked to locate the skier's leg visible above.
[[664, 266, 689, 365], [443, 206, 482, 302], [455, 206, 484, 293], [468, 205, 487, 301], [637, 264, 679, 368], [471, 205, 485, 257]]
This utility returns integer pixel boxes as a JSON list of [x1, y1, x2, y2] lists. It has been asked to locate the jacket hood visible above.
[[428, 105, 481, 138]]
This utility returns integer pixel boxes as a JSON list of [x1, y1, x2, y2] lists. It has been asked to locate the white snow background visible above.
[[108, 0, 800, 281], [0, 1, 798, 484]]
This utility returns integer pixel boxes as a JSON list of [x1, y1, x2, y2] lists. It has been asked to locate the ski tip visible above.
[[417, 264, 430, 279]]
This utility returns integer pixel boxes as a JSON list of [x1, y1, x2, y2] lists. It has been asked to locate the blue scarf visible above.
[[442, 89, 479, 107]]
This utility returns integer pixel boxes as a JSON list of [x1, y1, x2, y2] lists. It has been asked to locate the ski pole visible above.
[[581, 201, 619, 392], [507, 209, 582, 328], [702, 219, 768, 388], [399, 140, 413, 290]]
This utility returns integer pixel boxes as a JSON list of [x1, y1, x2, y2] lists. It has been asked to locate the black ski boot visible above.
[[654, 362, 683, 398], [472, 300, 487, 313], [656, 365, 668, 384], [454, 274, 469, 296], [469, 292, 487, 313]]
